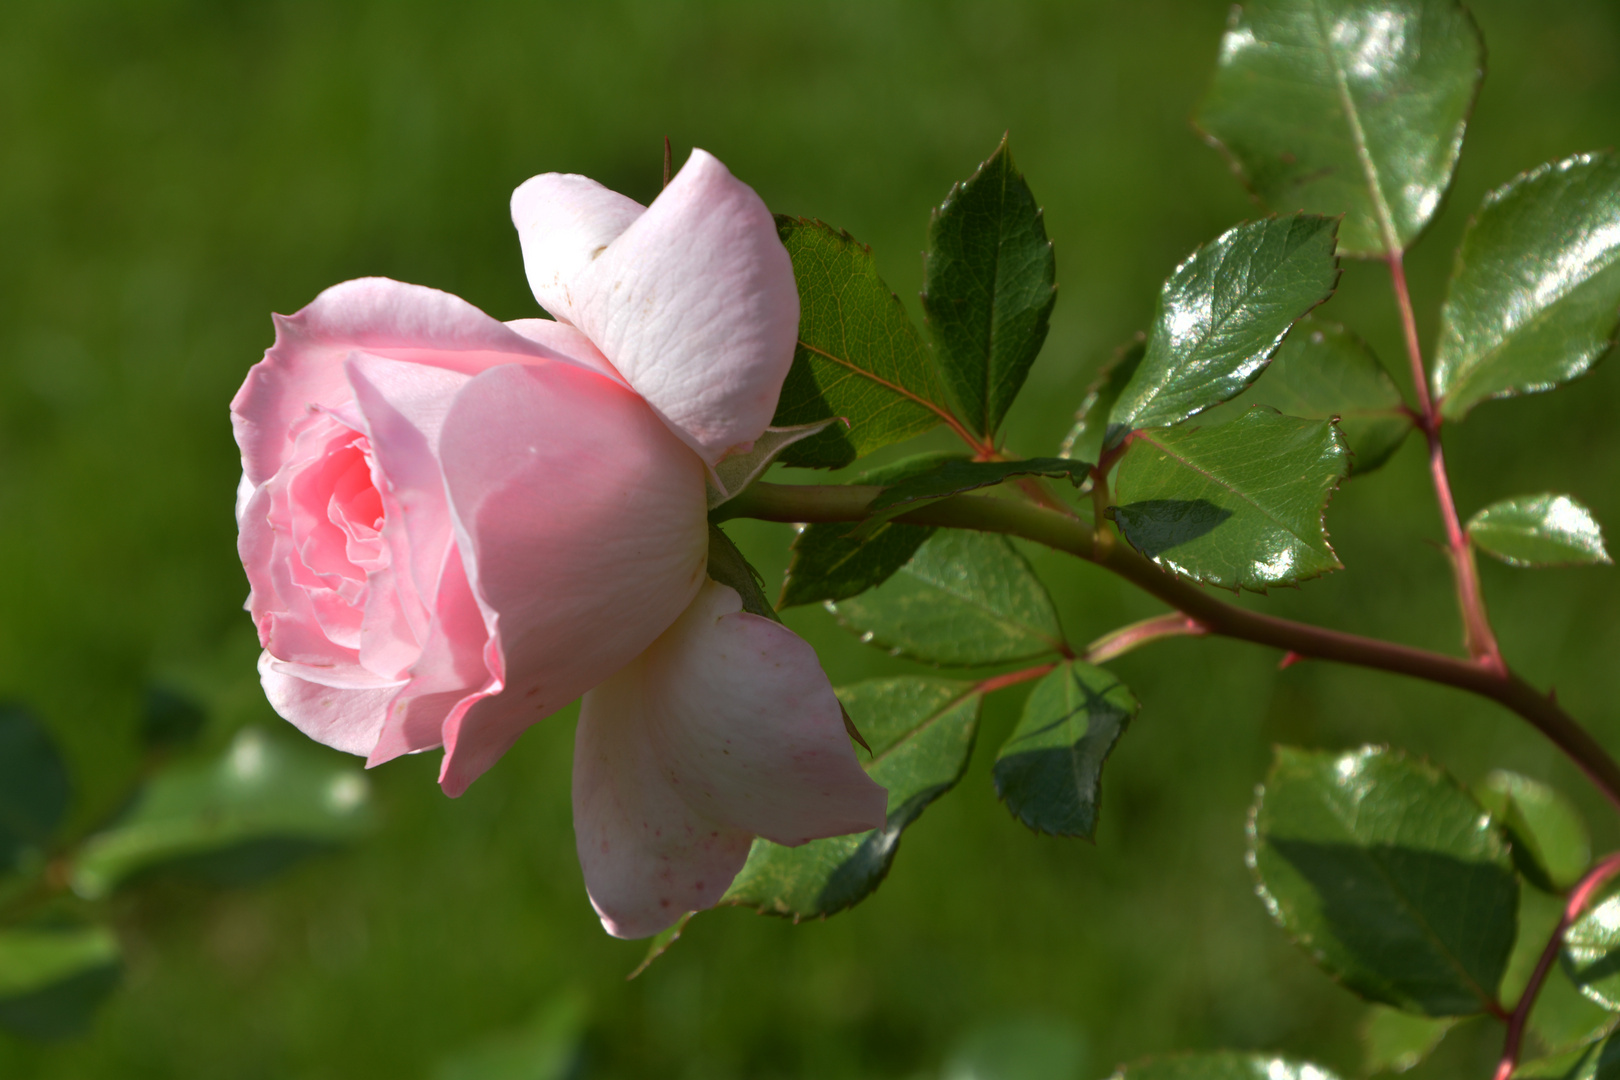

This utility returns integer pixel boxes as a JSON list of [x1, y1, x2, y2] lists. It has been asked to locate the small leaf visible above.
[[1475, 770, 1591, 892], [1109, 1052, 1344, 1079], [705, 524, 781, 623], [70, 727, 374, 899], [779, 452, 967, 609], [0, 924, 121, 1040], [1361, 1006, 1456, 1074], [1060, 335, 1145, 464], [1250, 745, 1519, 1016], [1204, 318, 1412, 475], [851, 455, 1087, 538], [923, 135, 1057, 438], [1108, 214, 1341, 434], [1195, 0, 1484, 257], [0, 703, 72, 877], [830, 530, 1066, 666], [770, 217, 954, 468], [1563, 894, 1620, 1013], [1435, 153, 1620, 420], [1111, 409, 1348, 591], [139, 686, 208, 751], [1468, 495, 1613, 569], [724, 677, 981, 919], [992, 662, 1138, 839]]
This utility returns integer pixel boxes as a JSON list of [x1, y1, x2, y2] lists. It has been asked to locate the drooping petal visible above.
[[436, 360, 709, 797], [573, 579, 887, 938], [512, 150, 799, 465], [257, 652, 403, 757]]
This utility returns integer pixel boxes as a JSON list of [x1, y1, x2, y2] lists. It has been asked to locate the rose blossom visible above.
[[232, 150, 886, 937]]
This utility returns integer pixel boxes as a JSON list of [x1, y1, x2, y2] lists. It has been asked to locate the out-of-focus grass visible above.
[[1, 1, 1618, 1077]]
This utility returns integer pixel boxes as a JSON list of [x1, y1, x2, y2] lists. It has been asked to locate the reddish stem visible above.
[[975, 664, 1057, 696], [1083, 613, 1207, 665], [1494, 852, 1620, 1080]]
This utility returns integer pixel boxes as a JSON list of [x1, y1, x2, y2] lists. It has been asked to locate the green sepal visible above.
[[705, 524, 781, 623]]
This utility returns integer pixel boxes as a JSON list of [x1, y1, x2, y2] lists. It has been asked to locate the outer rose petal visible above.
[[512, 150, 799, 465], [436, 361, 709, 797], [258, 652, 402, 757], [573, 580, 888, 939]]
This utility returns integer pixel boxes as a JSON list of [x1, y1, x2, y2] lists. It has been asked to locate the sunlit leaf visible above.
[[1361, 1006, 1455, 1074], [830, 530, 1067, 665], [770, 217, 953, 467], [0, 703, 71, 877], [1196, 0, 1484, 257], [1111, 409, 1348, 591], [0, 924, 121, 1041], [1109, 214, 1340, 434], [1110, 1052, 1344, 1079], [1475, 770, 1591, 892], [70, 727, 374, 899], [1563, 894, 1620, 1013], [1528, 963, 1616, 1057], [1468, 495, 1613, 569], [992, 662, 1138, 839], [923, 135, 1057, 438], [1514, 1031, 1620, 1079], [1250, 745, 1518, 1016], [724, 677, 981, 919], [1061, 335, 1145, 465], [1435, 154, 1620, 420]]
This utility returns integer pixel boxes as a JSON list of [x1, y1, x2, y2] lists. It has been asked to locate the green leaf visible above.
[[923, 135, 1057, 438], [1563, 894, 1620, 1013], [0, 703, 71, 877], [1109, 1052, 1344, 1079], [1205, 318, 1411, 475], [432, 991, 587, 1080], [724, 677, 981, 919], [1361, 1006, 1456, 1074], [0, 924, 121, 1040], [992, 662, 1138, 839], [1530, 963, 1617, 1057], [770, 217, 954, 468], [779, 452, 966, 609], [1434, 153, 1620, 420], [829, 530, 1067, 666], [851, 455, 1087, 538], [1060, 335, 1145, 464], [1475, 770, 1592, 892], [1195, 0, 1484, 257], [627, 912, 693, 981], [1111, 409, 1348, 591], [1468, 495, 1613, 569], [69, 727, 374, 899], [1515, 1032, 1620, 1079], [139, 685, 207, 751], [1109, 215, 1341, 434], [705, 524, 781, 623], [1250, 745, 1519, 1016]]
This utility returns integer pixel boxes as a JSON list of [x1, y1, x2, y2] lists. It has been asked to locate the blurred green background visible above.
[[2, 1, 1619, 1076]]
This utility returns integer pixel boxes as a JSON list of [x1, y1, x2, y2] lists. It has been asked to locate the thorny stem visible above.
[[1387, 253, 1505, 671], [717, 482, 1620, 809], [1494, 852, 1620, 1080]]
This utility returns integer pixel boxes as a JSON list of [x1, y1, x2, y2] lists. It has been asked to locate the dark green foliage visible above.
[[138, 686, 207, 751], [0, 925, 122, 1041], [0, 705, 70, 877]]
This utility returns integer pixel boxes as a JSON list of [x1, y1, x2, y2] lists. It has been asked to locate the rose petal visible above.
[[572, 579, 887, 938], [258, 652, 404, 756], [435, 360, 709, 797], [512, 150, 799, 465]]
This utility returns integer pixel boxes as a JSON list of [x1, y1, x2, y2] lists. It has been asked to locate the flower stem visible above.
[[718, 482, 1620, 809]]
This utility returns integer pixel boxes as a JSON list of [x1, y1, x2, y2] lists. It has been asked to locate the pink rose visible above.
[[232, 151, 886, 937]]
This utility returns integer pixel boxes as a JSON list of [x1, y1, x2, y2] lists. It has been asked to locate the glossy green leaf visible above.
[[0, 924, 121, 1040], [1109, 215, 1340, 434], [1196, 0, 1484, 257], [139, 686, 208, 751], [724, 677, 981, 919], [1205, 318, 1411, 475], [1515, 1032, 1620, 1080], [0, 703, 71, 877], [923, 136, 1056, 437], [705, 524, 780, 623], [1563, 894, 1620, 1013], [770, 217, 953, 468], [1475, 770, 1591, 892], [1110, 1052, 1343, 1080], [830, 530, 1067, 665], [992, 662, 1138, 839], [1468, 495, 1613, 569], [1250, 745, 1519, 1016], [70, 727, 374, 899], [1111, 409, 1348, 591], [852, 455, 1087, 538], [1060, 335, 1145, 464], [779, 453, 966, 609], [1361, 1006, 1455, 1074], [1435, 154, 1620, 420]]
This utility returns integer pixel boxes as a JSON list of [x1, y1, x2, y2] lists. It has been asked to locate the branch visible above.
[[717, 482, 1620, 808]]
